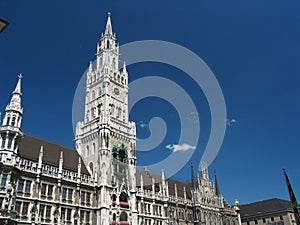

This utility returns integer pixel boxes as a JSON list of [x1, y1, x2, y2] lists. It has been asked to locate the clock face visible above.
[[113, 87, 120, 95]]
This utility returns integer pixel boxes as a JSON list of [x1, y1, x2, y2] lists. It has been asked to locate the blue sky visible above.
[[1, 0, 299, 205]]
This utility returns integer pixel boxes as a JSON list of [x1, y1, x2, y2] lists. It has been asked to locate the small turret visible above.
[[0, 74, 24, 164], [38, 146, 44, 170], [58, 151, 63, 177]]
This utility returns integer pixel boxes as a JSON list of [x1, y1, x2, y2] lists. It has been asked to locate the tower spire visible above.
[[105, 12, 113, 35], [0, 74, 24, 164], [283, 168, 300, 225], [7, 73, 23, 114], [214, 171, 221, 196]]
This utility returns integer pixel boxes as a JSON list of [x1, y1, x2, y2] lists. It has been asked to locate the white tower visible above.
[[0, 74, 24, 165], [75, 13, 137, 225], [0, 74, 24, 211]]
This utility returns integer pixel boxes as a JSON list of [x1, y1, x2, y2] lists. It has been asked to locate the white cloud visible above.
[[138, 121, 148, 128], [166, 143, 196, 152], [226, 118, 237, 127]]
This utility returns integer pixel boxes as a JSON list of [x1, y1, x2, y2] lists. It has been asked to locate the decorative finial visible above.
[[108, 12, 111, 17], [18, 73, 23, 79], [235, 199, 239, 206]]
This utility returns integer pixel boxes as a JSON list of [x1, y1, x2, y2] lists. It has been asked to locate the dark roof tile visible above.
[[240, 198, 296, 218], [18, 135, 89, 174]]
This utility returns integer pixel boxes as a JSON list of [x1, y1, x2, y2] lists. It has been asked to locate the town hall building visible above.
[[0, 13, 239, 225]]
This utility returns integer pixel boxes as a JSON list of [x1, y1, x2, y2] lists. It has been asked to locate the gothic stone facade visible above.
[[0, 13, 239, 225]]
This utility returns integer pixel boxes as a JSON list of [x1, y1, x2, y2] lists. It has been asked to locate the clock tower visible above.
[[75, 13, 137, 225]]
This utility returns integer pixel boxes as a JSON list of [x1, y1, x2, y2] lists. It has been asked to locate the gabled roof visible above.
[[240, 198, 297, 218], [18, 135, 89, 174]]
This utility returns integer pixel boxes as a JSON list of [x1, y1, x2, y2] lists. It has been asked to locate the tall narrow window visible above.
[[1, 174, 7, 187], [66, 208, 72, 221], [92, 90, 95, 100], [67, 189, 73, 201], [107, 40, 110, 49], [41, 183, 47, 196], [11, 116, 16, 126], [86, 193, 91, 205], [39, 205, 45, 219], [7, 135, 12, 149], [92, 143, 95, 155], [81, 191, 85, 203], [22, 202, 29, 216], [86, 146, 89, 157], [111, 104, 115, 116], [15, 201, 21, 214], [61, 208, 66, 221], [89, 162, 93, 174], [6, 116, 11, 126], [97, 104, 101, 117], [91, 107, 95, 119], [86, 110, 90, 122], [1, 136, 6, 149], [86, 211, 90, 223], [62, 188, 67, 200], [46, 206, 51, 219], [112, 58, 116, 70], [48, 185, 53, 197], [17, 179, 24, 192], [80, 210, 84, 223], [25, 180, 31, 193]]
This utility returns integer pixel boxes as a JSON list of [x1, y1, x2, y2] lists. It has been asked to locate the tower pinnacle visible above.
[[7, 74, 23, 114], [105, 12, 113, 35], [13, 73, 23, 95]]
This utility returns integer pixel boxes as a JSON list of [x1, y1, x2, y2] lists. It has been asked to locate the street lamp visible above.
[[0, 17, 9, 33]]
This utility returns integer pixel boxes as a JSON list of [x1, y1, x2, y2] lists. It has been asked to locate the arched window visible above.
[[107, 40, 110, 49], [98, 87, 101, 97], [120, 192, 128, 202], [118, 75, 120, 82], [89, 162, 93, 174], [120, 211, 128, 222], [86, 145, 90, 156], [117, 107, 121, 119], [112, 213, 116, 221], [121, 77, 124, 84]]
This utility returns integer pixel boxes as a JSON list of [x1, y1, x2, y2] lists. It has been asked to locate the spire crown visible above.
[[13, 73, 23, 95], [214, 171, 221, 196], [5, 74, 23, 115], [105, 12, 113, 35]]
